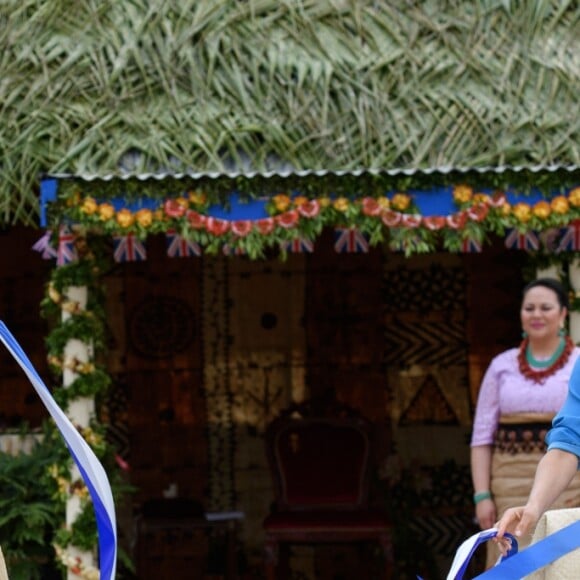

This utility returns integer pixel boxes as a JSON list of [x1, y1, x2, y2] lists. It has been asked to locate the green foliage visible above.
[[45, 315, 105, 356], [35, 239, 134, 575], [53, 367, 112, 408], [0, 426, 66, 580]]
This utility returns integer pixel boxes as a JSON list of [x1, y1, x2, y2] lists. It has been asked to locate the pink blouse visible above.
[[470, 346, 580, 446]]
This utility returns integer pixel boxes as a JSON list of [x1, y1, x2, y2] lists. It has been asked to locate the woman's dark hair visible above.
[[522, 277, 569, 310]]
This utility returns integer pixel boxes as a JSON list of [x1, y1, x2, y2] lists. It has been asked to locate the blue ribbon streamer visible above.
[[441, 520, 580, 580], [0, 322, 117, 580], [475, 520, 580, 579]]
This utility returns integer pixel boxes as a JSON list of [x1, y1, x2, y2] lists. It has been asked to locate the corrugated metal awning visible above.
[[44, 163, 580, 183]]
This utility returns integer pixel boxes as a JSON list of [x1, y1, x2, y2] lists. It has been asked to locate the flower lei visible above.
[[54, 544, 100, 580], [517, 335, 575, 384]]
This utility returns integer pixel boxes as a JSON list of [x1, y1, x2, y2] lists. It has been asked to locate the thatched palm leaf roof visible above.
[[1, 0, 579, 224]]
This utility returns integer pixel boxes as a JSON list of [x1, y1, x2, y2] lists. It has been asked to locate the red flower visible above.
[[381, 210, 402, 227], [256, 218, 276, 235], [231, 220, 253, 237], [446, 212, 467, 229], [276, 210, 299, 229], [186, 210, 207, 229], [297, 200, 320, 218], [490, 191, 507, 208], [206, 217, 230, 236], [467, 204, 489, 222], [422, 216, 446, 230], [362, 197, 381, 217], [164, 199, 187, 218], [401, 214, 422, 228]]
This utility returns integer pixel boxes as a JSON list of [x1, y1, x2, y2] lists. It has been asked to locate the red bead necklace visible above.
[[518, 335, 575, 384]]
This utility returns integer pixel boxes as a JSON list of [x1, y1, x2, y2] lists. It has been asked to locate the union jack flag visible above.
[[166, 230, 201, 258], [32, 230, 58, 260], [280, 238, 314, 253], [113, 234, 147, 262], [556, 221, 580, 252], [57, 226, 78, 266], [460, 237, 482, 253], [334, 228, 369, 253], [504, 229, 540, 252]]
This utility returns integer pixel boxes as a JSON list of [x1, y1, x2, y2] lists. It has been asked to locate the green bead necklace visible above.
[[526, 337, 566, 369]]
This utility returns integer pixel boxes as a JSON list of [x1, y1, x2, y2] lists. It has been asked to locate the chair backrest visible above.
[[265, 398, 372, 510]]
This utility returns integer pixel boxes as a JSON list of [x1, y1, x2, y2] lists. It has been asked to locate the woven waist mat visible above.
[[494, 421, 552, 454]]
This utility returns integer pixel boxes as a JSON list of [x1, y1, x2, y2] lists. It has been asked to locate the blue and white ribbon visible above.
[[0, 322, 117, 580], [475, 520, 580, 579], [442, 521, 580, 579], [445, 528, 517, 579]]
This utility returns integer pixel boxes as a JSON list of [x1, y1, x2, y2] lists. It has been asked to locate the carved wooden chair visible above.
[[263, 397, 393, 579]]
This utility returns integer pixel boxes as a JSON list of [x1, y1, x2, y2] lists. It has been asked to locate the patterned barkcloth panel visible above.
[[384, 254, 471, 427], [383, 254, 474, 575]]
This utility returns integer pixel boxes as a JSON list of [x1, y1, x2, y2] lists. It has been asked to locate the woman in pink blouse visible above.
[[470, 277, 580, 568]]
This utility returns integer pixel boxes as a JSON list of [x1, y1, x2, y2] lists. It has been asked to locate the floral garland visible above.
[[54, 544, 100, 580], [39, 233, 128, 577], [45, 184, 580, 258]]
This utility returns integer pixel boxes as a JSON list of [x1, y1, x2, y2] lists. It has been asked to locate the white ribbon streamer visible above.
[[0, 322, 117, 579]]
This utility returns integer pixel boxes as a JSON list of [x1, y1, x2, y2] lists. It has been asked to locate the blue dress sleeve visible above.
[[547, 357, 580, 464]]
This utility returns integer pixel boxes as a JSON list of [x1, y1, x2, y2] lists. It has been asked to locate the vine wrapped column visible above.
[[61, 285, 97, 579]]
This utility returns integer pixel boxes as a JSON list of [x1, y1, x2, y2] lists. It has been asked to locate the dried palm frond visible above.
[[0, 0, 578, 224]]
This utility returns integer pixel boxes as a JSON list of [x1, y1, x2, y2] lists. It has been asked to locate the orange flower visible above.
[[568, 188, 580, 207], [473, 193, 490, 204], [333, 197, 349, 212], [80, 197, 98, 215], [135, 208, 153, 227], [391, 193, 411, 211], [188, 191, 207, 205], [453, 185, 473, 204], [532, 200, 551, 219], [500, 203, 511, 216], [66, 191, 81, 207], [293, 196, 309, 207], [377, 197, 390, 210], [273, 194, 291, 212], [319, 197, 332, 208], [551, 196, 570, 214], [513, 202, 532, 222], [98, 203, 115, 221], [116, 208, 135, 228]]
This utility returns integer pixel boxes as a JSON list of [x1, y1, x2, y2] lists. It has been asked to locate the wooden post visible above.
[[569, 260, 580, 345]]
